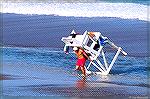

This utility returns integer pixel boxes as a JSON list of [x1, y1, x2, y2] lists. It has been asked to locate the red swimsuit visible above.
[[76, 57, 86, 67], [75, 49, 87, 67]]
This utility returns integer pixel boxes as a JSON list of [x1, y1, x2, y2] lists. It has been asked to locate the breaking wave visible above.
[[1, 3, 150, 21]]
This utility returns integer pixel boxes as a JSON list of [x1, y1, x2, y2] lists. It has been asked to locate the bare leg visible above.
[[81, 66, 86, 77]]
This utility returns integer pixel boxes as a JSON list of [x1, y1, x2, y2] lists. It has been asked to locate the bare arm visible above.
[[81, 49, 90, 60]]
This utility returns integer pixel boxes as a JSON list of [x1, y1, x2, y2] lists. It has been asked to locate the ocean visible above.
[[1, 1, 150, 98], [1, 2, 149, 56]]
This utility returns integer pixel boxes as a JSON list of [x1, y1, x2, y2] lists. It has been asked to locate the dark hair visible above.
[[70, 34, 77, 38]]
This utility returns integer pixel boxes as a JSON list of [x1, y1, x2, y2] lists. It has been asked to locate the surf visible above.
[[1, 3, 149, 22]]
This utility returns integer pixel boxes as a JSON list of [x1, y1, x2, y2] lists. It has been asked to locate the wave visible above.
[[1, 3, 149, 21]]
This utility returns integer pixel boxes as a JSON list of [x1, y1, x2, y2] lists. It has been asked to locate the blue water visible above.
[[2, 47, 149, 87]]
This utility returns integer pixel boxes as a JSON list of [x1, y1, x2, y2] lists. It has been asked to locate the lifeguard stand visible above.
[[61, 30, 127, 75]]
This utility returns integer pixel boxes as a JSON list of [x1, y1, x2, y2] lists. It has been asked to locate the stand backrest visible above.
[[82, 32, 102, 60]]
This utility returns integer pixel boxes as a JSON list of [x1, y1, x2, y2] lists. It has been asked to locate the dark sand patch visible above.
[[0, 74, 24, 80]]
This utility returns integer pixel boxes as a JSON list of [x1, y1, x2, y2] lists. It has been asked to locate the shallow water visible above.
[[2, 47, 149, 96]]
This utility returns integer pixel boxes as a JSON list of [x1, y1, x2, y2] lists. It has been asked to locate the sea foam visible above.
[[1, 3, 150, 21]]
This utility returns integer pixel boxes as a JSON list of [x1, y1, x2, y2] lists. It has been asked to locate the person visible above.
[[73, 47, 89, 77]]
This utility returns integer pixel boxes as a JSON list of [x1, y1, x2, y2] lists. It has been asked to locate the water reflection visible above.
[[76, 77, 87, 89]]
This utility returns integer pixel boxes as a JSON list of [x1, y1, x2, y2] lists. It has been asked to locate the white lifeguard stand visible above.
[[61, 30, 127, 75]]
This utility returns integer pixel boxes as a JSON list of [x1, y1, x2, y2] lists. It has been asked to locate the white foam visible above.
[[1, 3, 150, 21]]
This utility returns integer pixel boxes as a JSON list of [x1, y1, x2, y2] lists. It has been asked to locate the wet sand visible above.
[[1, 61, 150, 97]]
